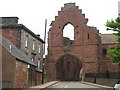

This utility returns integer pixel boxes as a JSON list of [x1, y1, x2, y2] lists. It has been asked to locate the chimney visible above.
[[37, 34, 40, 37], [1, 17, 19, 25]]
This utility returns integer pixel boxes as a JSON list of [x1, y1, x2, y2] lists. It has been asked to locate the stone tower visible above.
[[45, 3, 101, 81]]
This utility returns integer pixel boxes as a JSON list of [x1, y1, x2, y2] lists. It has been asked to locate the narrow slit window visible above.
[[87, 34, 90, 39]]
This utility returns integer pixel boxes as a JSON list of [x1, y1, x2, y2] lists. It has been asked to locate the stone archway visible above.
[[56, 54, 82, 81]]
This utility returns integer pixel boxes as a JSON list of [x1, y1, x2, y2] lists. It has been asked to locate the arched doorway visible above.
[[56, 54, 82, 81]]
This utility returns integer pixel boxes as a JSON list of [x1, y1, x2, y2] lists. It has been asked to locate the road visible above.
[[43, 81, 112, 90]]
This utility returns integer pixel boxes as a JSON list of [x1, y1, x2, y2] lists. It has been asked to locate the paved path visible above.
[[26, 81, 113, 90], [25, 81, 58, 89], [45, 81, 113, 90]]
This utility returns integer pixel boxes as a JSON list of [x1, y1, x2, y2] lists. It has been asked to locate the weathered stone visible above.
[[45, 3, 120, 81], [45, 3, 101, 80]]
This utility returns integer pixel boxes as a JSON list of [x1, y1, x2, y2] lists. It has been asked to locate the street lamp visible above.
[[42, 59, 45, 84], [42, 19, 47, 84]]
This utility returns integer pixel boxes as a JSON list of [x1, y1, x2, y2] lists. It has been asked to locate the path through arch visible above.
[[56, 54, 82, 81]]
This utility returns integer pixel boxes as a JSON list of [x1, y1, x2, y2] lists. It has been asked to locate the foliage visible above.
[[107, 45, 120, 65], [44, 69, 47, 75], [105, 17, 120, 65], [79, 77, 82, 81]]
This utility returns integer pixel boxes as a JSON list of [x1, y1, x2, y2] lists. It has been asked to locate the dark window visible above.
[[25, 52, 28, 55], [103, 49, 107, 55], [31, 57, 35, 63], [87, 34, 90, 39], [106, 71, 110, 79]]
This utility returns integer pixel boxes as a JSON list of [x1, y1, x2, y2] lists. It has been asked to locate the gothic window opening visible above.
[[63, 23, 74, 40]]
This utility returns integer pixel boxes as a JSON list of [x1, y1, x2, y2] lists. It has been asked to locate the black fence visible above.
[[2, 80, 12, 88], [85, 72, 120, 79]]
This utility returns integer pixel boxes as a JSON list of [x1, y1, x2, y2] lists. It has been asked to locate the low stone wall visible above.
[[84, 77, 119, 87]]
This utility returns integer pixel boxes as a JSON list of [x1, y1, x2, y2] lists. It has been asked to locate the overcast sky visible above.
[[0, 0, 120, 40]]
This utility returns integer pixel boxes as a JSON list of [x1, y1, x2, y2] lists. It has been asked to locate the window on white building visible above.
[[25, 35, 29, 48], [38, 44, 41, 53], [31, 57, 35, 62], [32, 40, 35, 50], [38, 60, 40, 70], [28, 64, 30, 68]]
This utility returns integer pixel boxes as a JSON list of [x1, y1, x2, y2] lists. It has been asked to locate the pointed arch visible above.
[[63, 23, 74, 40]]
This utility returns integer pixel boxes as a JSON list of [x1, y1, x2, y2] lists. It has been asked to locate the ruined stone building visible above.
[[45, 3, 120, 81]]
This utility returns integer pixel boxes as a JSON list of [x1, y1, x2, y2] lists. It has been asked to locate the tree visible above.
[[105, 17, 120, 65], [107, 45, 120, 65]]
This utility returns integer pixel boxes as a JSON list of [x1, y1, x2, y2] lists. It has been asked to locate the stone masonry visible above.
[[45, 3, 102, 80]]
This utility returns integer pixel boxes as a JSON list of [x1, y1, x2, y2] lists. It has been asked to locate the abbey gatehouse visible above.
[[45, 3, 120, 81]]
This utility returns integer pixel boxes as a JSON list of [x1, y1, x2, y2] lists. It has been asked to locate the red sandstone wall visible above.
[[1, 28, 21, 48], [102, 44, 120, 72], [2, 47, 16, 88], [2, 46, 29, 88], [36, 71, 42, 85], [45, 3, 101, 80], [14, 60, 28, 88]]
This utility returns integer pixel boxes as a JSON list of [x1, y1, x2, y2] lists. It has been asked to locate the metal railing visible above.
[[85, 72, 120, 79], [2, 80, 12, 88]]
